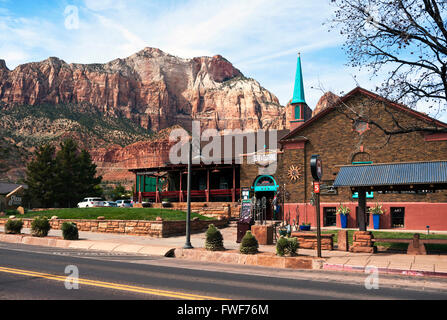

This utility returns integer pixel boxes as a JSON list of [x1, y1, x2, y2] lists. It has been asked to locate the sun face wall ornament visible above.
[[288, 165, 301, 182]]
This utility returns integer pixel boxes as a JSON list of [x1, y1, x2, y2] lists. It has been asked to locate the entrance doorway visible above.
[[252, 175, 279, 221]]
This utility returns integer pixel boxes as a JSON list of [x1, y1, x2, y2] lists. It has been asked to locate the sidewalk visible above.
[[2, 225, 447, 277]]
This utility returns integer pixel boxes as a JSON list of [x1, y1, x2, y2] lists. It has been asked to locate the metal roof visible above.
[[0, 183, 26, 195], [333, 161, 447, 188]]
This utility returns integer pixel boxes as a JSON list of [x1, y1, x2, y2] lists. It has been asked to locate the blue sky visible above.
[[0, 0, 441, 121]]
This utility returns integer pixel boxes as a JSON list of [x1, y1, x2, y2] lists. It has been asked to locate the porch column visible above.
[[142, 175, 146, 201], [134, 173, 138, 202], [138, 175, 142, 203], [179, 171, 184, 202], [206, 168, 210, 202], [156, 175, 160, 203], [358, 188, 367, 231], [232, 165, 236, 202]]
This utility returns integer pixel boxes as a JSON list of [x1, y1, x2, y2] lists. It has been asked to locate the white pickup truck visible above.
[[77, 197, 105, 208]]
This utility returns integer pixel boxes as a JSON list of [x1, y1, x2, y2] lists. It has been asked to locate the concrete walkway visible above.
[[2, 225, 447, 277]]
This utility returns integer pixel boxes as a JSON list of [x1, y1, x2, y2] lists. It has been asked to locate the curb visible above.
[[323, 263, 447, 278], [0, 233, 175, 257]]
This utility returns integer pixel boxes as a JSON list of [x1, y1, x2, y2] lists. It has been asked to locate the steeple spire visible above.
[[292, 52, 306, 104]]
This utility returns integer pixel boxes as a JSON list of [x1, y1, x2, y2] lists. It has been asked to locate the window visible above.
[[295, 105, 301, 120], [352, 161, 374, 199], [324, 207, 337, 227], [391, 207, 405, 228]]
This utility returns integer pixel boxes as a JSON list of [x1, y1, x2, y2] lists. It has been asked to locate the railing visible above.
[[140, 189, 240, 202]]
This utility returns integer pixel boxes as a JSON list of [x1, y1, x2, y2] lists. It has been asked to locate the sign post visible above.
[[310, 155, 323, 258]]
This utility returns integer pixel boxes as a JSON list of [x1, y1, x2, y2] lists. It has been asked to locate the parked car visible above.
[[116, 199, 133, 208], [77, 197, 105, 208], [103, 201, 117, 207]]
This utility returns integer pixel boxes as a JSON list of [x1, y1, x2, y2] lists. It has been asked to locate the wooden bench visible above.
[[372, 233, 447, 255]]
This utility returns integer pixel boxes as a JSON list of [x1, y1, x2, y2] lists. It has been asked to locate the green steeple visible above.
[[291, 53, 306, 104]]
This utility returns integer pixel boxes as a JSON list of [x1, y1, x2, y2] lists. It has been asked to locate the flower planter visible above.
[[299, 225, 311, 231], [373, 214, 380, 229], [340, 214, 347, 229]]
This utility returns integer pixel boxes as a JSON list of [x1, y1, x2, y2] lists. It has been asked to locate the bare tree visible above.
[[330, 0, 447, 117]]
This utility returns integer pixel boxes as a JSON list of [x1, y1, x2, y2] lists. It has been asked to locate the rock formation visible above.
[[312, 91, 339, 117], [0, 48, 286, 185], [0, 48, 285, 132]]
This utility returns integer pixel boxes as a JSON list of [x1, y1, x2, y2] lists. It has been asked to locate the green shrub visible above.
[[276, 236, 289, 256], [61, 222, 79, 240], [205, 224, 224, 251], [276, 237, 299, 257], [240, 231, 259, 255], [5, 219, 23, 234], [31, 217, 51, 237], [288, 237, 299, 256]]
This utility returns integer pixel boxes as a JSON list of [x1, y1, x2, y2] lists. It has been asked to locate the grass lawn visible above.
[[322, 230, 447, 253], [18, 208, 214, 221]]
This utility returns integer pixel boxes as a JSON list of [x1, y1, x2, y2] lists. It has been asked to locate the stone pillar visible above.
[[350, 231, 377, 253], [337, 230, 349, 252], [251, 225, 273, 245]]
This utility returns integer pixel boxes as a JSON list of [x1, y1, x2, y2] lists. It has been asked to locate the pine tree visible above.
[[205, 224, 225, 251], [24, 144, 57, 208], [25, 139, 102, 208]]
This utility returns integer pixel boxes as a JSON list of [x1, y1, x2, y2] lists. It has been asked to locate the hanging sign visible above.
[[313, 182, 321, 194], [310, 155, 323, 181]]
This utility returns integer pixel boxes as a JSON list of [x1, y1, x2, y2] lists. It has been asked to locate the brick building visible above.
[[241, 86, 447, 231]]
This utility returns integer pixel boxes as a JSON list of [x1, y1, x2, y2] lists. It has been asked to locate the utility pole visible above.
[[184, 141, 193, 249]]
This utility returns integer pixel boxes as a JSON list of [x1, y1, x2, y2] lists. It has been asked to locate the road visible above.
[[0, 242, 446, 301]]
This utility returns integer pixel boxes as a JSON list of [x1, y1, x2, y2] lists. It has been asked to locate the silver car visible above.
[[116, 200, 132, 208]]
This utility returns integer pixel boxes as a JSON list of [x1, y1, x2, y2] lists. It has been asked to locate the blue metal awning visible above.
[[334, 161, 447, 190]]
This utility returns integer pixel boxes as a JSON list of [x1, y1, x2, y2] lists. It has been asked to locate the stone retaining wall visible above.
[[0, 218, 228, 238], [291, 232, 334, 251]]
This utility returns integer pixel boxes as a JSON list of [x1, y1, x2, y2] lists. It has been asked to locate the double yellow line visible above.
[[0, 266, 227, 300]]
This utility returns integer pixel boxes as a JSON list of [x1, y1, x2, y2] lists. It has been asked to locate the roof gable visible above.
[[281, 87, 447, 142]]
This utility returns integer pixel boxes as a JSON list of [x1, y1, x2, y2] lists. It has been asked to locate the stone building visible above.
[[241, 86, 447, 231]]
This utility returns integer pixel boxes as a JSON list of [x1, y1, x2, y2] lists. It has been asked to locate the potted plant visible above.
[[368, 203, 385, 230], [299, 222, 311, 231], [336, 204, 350, 229]]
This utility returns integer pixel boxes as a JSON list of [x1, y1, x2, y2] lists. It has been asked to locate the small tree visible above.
[[31, 217, 51, 237], [276, 236, 299, 257], [61, 222, 79, 240], [240, 231, 259, 255], [5, 219, 23, 234], [205, 224, 225, 251]]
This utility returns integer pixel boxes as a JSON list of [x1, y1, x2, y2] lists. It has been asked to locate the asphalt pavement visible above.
[[0, 242, 446, 300]]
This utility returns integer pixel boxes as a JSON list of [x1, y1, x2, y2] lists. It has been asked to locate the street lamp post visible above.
[[184, 141, 193, 249]]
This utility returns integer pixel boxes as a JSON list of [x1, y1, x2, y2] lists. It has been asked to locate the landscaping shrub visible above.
[[31, 217, 51, 237], [240, 231, 259, 254], [5, 219, 23, 234], [205, 224, 225, 251], [276, 237, 299, 257], [276, 236, 289, 256], [61, 222, 79, 240]]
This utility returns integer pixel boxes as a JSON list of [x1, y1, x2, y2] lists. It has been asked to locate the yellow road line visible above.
[[0, 266, 227, 300]]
